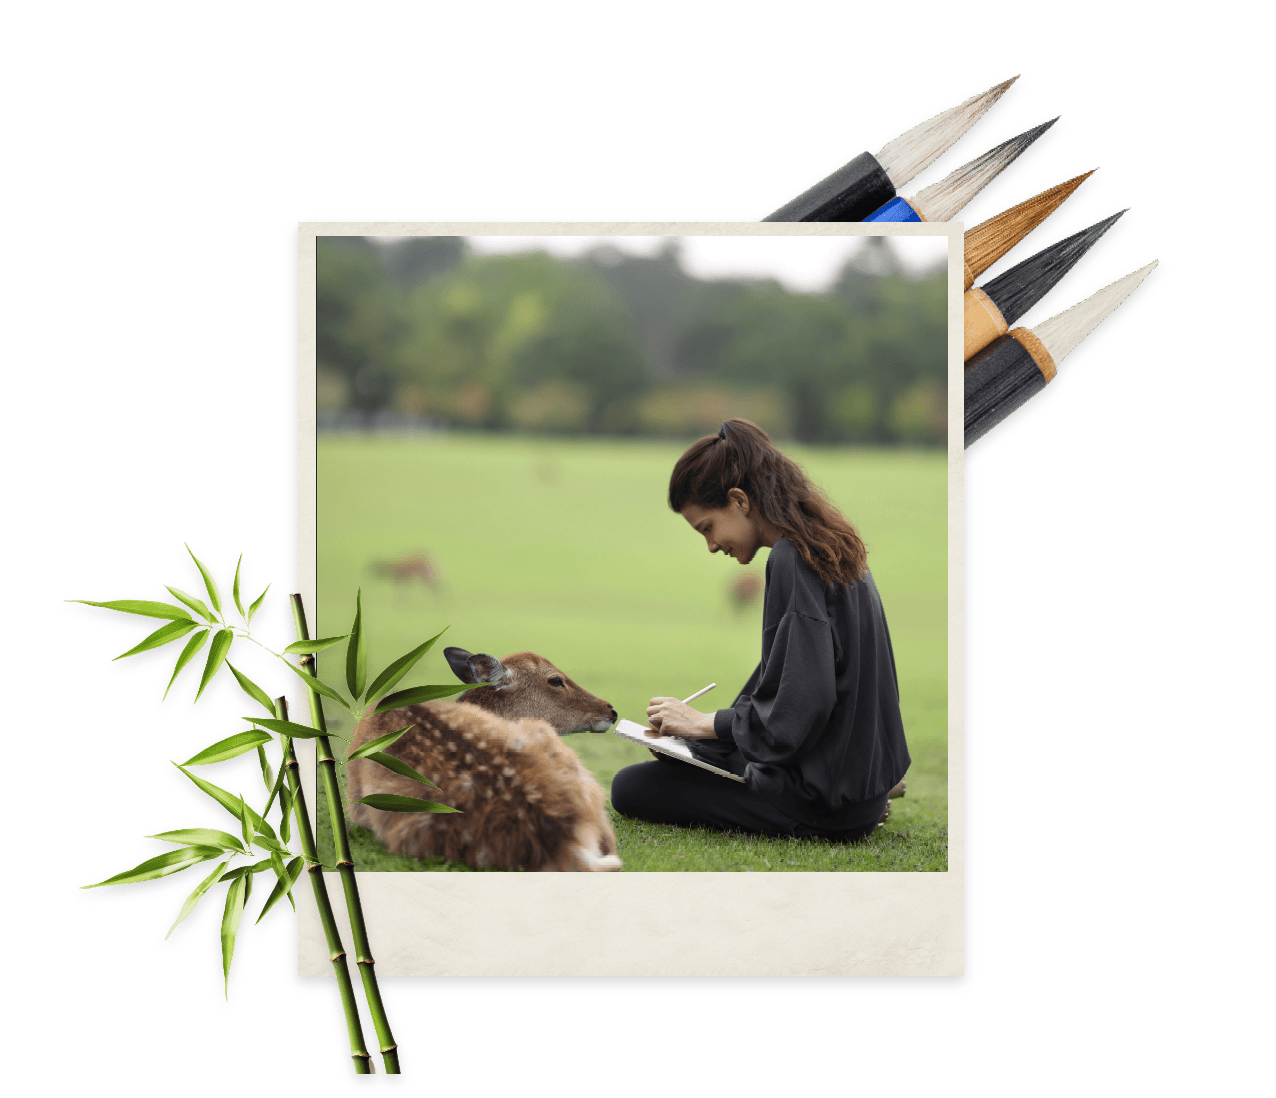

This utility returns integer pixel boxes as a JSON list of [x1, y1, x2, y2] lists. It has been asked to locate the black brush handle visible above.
[[965, 336, 1048, 446], [764, 151, 895, 222]]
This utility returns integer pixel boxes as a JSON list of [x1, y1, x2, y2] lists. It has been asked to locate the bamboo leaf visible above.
[[268, 849, 287, 890], [83, 845, 225, 888], [275, 785, 292, 841], [247, 585, 269, 624], [185, 545, 223, 615], [374, 682, 476, 713], [193, 628, 234, 702], [346, 725, 415, 760], [364, 751, 441, 789], [252, 831, 290, 855], [173, 764, 269, 835], [232, 555, 246, 619], [70, 599, 194, 621], [180, 730, 272, 767], [353, 794, 459, 814], [243, 716, 327, 740], [256, 856, 304, 923], [238, 796, 254, 853], [221, 873, 248, 997], [364, 627, 449, 705], [282, 635, 349, 656], [113, 618, 198, 660], [346, 590, 366, 699], [255, 745, 274, 792], [226, 662, 274, 714], [262, 751, 289, 816], [280, 659, 351, 713], [166, 858, 231, 938], [163, 629, 210, 700], [147, 828, 247, 854], [165, 586, 216, 623], [219, 858, 273, 881]]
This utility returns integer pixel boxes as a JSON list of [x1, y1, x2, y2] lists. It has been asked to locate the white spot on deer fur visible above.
[[502, 766, 515, 777], [465, 753, 474, 764], [447, 742, 458, 752], [509, 737, 525, 751]]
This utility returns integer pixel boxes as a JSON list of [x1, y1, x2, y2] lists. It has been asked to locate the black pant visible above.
[[610, 757, 887, 844]]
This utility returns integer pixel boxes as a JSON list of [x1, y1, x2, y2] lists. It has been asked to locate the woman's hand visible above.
[[645, 697, 717, 740]]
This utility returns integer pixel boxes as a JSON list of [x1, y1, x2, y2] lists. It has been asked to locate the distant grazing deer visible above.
[[348, 647, 622, 872], [368, 553, 440, 594], [729, 571, 763, 612]]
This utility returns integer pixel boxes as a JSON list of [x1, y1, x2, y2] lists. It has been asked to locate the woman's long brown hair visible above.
[[668, 419, 868, 587]]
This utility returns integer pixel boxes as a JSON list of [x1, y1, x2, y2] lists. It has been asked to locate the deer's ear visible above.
[[467, 653, 510, 688], [444, 647, 476, 682]]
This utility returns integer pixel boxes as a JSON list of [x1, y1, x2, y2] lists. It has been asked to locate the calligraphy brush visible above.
[[964, 210, 1125, 360], [964, 262, 1158, 446], [763, 77, 1017, 223], [863, 118, 1057, 223], [963, 170, 1095, 289]]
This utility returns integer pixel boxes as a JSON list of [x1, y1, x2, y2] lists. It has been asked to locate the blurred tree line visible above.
[[316, 235, 946, 445]]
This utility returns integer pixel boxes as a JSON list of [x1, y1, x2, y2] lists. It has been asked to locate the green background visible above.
[[9, 6, 1260, 1096]]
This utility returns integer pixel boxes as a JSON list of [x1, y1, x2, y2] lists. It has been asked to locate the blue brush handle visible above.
[[863, 197, 922, 222]]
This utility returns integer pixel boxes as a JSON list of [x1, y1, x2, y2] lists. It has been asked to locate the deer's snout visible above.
[[591, 704, 618, 732]]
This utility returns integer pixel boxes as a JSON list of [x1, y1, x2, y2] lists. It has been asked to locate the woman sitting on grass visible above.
[[610, 418, 910, 843]]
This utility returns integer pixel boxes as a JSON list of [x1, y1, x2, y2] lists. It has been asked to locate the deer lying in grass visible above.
[[348, 647, 622, 872]]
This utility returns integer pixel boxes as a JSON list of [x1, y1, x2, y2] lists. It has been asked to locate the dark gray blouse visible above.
[[690, 538, 911, 830]]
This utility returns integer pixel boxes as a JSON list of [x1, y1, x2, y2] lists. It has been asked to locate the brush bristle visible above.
[[964, 171, 1095, 285], [983, 210, 1125, 326], [1031, 261, 1158, 365], [912, 118, 1058, 223], [875, 76, 1018, 189]]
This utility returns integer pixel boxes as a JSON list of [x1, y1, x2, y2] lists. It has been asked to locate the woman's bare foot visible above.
[[888, 778, 906, 799], [877, 800, 891, 827]]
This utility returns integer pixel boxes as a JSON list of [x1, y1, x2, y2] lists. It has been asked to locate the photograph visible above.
[[309, 229, 951, 881]]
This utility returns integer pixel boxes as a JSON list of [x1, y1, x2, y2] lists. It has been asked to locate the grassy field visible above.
[[316, 433, 947, 872]]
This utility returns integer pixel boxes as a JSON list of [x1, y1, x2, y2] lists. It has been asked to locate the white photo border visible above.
[[297, 222, 964, 978]]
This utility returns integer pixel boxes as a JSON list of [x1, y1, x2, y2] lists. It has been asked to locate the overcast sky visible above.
[[459, 235, 947, 293]]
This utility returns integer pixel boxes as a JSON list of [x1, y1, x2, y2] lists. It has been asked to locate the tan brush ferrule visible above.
[[906, 198, 926, 221], [963, 287, 1009, 360], [1009, 326, 1057, 382]]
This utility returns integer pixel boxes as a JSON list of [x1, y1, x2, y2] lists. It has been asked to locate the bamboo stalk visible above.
[[290, 593, 401, 1076], [274, 695, 374, 1074]]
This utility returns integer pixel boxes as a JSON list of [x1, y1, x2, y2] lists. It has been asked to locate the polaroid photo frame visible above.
[[296, 222, 963, 977]]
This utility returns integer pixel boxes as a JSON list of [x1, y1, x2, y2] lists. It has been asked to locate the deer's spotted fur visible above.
[[347, 648, 621, 872]]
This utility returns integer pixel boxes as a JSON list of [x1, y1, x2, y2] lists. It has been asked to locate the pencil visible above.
[[863, 118, 1057, 223], [681, 684, 717, 705], [964, 262, 1158, 446], [763, 77, 1017, 223], [964, 210, 1125, 360], [963, 171, 1095, 289]]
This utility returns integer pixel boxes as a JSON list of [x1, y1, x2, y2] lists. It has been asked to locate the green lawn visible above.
[[316, 433, 947, 872]]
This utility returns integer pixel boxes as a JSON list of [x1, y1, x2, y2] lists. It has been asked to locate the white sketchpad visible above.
[[612, 718, 746, 783]]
